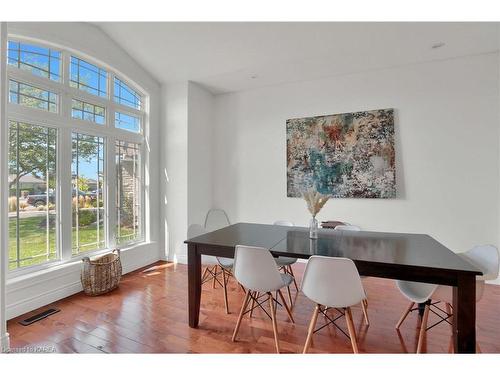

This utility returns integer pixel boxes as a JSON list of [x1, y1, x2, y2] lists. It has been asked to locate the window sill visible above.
[[6, 241, 156, 285]]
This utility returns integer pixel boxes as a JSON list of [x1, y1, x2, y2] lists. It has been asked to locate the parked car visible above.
[[26, 191, 55, 207], [73, 189, 97, 200]]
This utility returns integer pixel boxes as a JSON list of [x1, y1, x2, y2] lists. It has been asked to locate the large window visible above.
[[116, 141, 141, 244], [71, 99, 105, 125], [70, 56, 108, 98], [115, 111, 141, 133], [9, 80, 58, 113], [114, 77, 142, 110], [8, 121, 57, 269], [5, 38, 147, 272], [7, 40, 61, 81], [72, 133, 105, 254]]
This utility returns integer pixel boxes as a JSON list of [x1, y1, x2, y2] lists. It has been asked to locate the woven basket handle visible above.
[[82, 256, 91, 264], [113, 248, 121, 258]]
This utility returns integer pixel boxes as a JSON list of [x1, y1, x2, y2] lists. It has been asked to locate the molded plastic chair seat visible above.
[[333, 224, 362, 231], [301, 256, 367, 353], [231, 245, 295, 353], [187, 223, 236, 314], [396, 280, 437, 304], [395, 244, 499, 353], [204, 208, 231, 231], [217, 257, 234, 269], [280, 273, 294, 288], [275, 256, 296, 267]]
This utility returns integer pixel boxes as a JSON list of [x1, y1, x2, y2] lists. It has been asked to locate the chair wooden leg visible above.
[[345, 307, 359, 353], [201, 267, 209, 283], [212, 265, 218, 289], [249, 292, 258, 317], [303, 304, 320, 353], [396, 302, 415, 329], [232, 290, 251, 342], [445, 302, 452, 315], [448, 335, 454, 354], [277, 289, 295, 323], [286, 285, 293, 307], [416, 303, 430, 353], [361, 299, 370, 326], [476, 342, 482, 353], [221, 268, 229, 314], [268, 292, 280, 353], [288, 265, 299, 292]]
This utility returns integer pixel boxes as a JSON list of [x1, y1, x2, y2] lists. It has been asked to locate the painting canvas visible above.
[[286, 108, 395, 198]]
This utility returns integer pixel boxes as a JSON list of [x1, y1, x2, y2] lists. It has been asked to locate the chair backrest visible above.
[[301, 256, 366, 308], [273, 220, 294, 227], [233, 245, 285, 292], [461, 245, 499, 281], [204, 208, 230, 231], [334, 224, 361, 231], [187, 224, 207, 239]]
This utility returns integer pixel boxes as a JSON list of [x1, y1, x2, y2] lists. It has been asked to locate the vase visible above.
[[309, 216, 318, 239]]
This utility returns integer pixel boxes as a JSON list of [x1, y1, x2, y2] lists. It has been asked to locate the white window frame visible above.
[[5, 36, 148, 277]]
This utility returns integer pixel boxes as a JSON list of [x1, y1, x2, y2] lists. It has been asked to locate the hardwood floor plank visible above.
[[7, 261, 500, 353]]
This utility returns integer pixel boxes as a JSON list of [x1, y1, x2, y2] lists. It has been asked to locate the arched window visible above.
[[6, 38, 147, 271]]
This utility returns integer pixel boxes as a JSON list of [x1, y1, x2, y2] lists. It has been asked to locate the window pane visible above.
[[9, 80, 58, 113], [116, 141, 141, 244], [115, 112, 141, 133], [70, 56, 108, 98], [7, 40, 61, 81], [8, 121, 57, 270], [72, 133, 106, 254], [71, 99, 106, 125], [114, 77, 142, 110]]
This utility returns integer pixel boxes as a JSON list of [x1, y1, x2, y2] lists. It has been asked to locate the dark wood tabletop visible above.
[[185, 222, 482, 353]]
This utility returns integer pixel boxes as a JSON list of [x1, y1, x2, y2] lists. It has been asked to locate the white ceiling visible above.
[[97, 22, 499, 94]]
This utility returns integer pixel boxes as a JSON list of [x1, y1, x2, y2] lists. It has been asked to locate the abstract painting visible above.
[[286, 108, 395, 198]]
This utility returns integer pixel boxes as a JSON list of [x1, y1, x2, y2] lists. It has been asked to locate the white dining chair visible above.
[[204, 208, 231, 231], [332, 223, 369, 324], [395, 244, 499, 353], [334, 224, 362, 231], [301, 256, 367, 353], [231, 245, 295, 353], [187, 223, 235, 314], [272, 220, 299, 305]]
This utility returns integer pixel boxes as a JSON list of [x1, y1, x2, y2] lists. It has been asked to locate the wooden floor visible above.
[[7, 261, 500, 353]]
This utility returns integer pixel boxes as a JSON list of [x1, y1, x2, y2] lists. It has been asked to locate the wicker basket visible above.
[[81, 249, 122, 296]]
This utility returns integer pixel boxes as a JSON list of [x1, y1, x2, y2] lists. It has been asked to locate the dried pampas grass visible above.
[[302, 188, 330, 217]]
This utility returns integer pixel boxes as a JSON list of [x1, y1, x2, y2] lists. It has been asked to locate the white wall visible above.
[[213, 54, 500, 258], [161, 82, 214, 263], [4, 22, 163, 319], [162, 82, 188, 262], [188, 82, 215, 226]]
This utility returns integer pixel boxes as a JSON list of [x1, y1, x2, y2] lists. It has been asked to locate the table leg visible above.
[[417, 303, 425, 317], [453, 274, 476, 353], [188, 243, 201, 328]]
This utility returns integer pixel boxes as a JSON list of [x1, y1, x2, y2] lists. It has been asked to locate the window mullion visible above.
[[106, 135, 117, 250], [59, 52, 72, 261], [58, 128, 72, 261]]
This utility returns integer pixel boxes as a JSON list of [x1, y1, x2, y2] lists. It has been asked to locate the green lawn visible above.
[[9, 215, 135, 270]]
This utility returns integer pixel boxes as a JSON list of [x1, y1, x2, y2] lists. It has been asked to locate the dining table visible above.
[[184, 222, 482, 353]]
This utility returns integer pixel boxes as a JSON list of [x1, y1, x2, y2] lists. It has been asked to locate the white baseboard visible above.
[[174, 253, 188, 264], [1, 332, 10, 353], [487, 278, 500, 285], [7, 281, 82, 320], [6, 242, 161, 320]]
